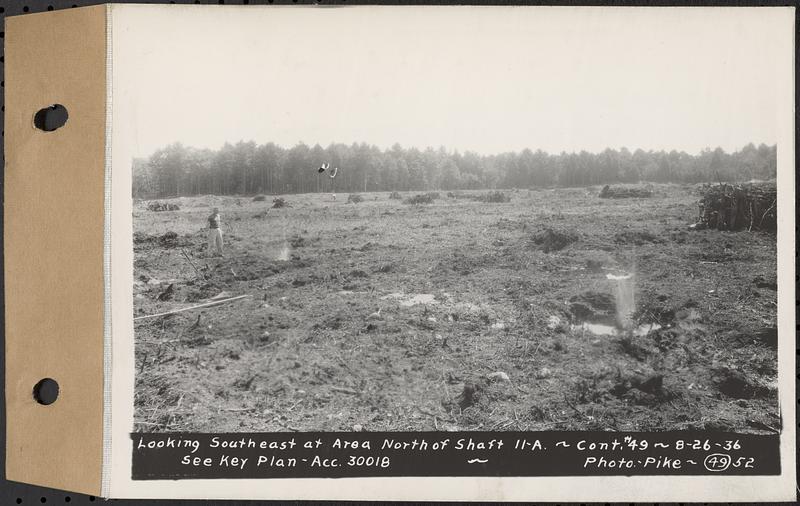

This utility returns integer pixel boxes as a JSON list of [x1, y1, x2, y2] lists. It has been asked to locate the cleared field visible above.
[[133, 185, 778, 433]]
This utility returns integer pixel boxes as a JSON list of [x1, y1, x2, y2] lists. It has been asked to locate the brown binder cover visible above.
[[5, 5, 107, 495]]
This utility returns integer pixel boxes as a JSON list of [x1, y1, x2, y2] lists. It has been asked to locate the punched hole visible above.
[[33, 104, 69, 132], [33, 378, 59, 405]]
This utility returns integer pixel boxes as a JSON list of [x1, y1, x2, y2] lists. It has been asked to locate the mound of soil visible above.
[[609, 371, 676, 406], [753, 275, 777, 291], [614, 230, 662, 245], [458, 383, 481, 409], [755, 327, 778, 349], [313, 312, 347, 330], [435, 250, 488, 276], [585, 258, 605, 272], [443, 382, 484, 411], [618, 335, 655, 361], [712, 367, 772, 399], [132, 231, 150, 244], [568, 291, 615, 322], [532, 227, 578, 253], [207, 254, 288, 282], [252, 195, 267, 202], [185, 283, 224, 302], [732, 327, 778, 350], [633, 294, 677, 325]]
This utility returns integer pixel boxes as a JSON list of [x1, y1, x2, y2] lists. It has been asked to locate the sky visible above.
[[112, 5, 793, 158]]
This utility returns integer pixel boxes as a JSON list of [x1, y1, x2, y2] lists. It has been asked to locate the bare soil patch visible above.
[[134, 185, 778, 433]]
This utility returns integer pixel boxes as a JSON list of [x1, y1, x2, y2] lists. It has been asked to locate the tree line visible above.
[[133, 141, 777, 199]]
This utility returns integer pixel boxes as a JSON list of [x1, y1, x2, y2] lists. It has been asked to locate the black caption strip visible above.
[[131, 431, 779, 479]]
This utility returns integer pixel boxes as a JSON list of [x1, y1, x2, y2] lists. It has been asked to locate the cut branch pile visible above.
[[133, 231, 186, 248], [445, 191, 510, 203], [271, 197, 291, 208], [696, 182, 776, 232], [599, 185, 653, 199], [403, 192, 440, 205], [477, 191, 511, 203], [147, 201, 180, 212]]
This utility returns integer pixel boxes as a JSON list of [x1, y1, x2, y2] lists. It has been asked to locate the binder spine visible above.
[[101, 4, 114, 498]]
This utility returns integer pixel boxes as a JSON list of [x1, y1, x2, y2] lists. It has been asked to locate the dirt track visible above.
[[133, 185, 779, 433]]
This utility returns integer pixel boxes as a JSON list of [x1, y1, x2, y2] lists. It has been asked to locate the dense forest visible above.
[[132, 141, 777, 199]]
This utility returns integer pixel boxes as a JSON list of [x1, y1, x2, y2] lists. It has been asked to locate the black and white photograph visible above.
[[128, 5, 784, 437]]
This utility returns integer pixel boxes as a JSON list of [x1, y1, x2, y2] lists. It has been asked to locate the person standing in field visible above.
[[207, 207, 224, 256]]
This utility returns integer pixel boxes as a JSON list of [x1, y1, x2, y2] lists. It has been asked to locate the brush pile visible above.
[[446, 191, 510, 203], [404, 192, 440, 205], [696, 182, 776, 232], [599, 185, 653, 199], [347, 194, 364, 204], [147, 201, 180, 212], [271, 197, 290, 208], [477, 191, 511, 203], [133, 231, 186, 248]]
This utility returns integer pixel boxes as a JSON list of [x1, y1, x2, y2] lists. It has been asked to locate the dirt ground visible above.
[[133, 184, 779, 434]]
